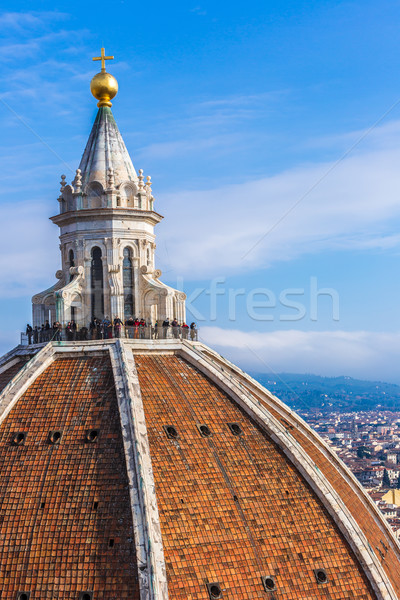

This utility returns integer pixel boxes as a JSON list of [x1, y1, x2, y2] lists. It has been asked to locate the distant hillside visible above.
[[251, 372, 400, 412]]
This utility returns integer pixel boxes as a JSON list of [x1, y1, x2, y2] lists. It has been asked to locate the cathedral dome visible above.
[[0, 339, 399, 599]]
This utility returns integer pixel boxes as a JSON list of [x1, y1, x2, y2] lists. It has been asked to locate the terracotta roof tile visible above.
[[0, 360, 28, 393]]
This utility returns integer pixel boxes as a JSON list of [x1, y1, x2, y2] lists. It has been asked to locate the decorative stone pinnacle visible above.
[[107, 167, 114, 189], [74, 169, 82, 193], [138, 169, 145, 191], [146, 175, 152, 191], [60, 175, 66, 193]]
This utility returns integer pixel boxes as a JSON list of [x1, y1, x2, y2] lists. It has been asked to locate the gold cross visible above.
[[92, 47, 114, 71]]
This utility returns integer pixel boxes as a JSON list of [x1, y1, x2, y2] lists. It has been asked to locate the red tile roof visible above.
[[0, 356, 139, 598], [136, 354, 377, 600]]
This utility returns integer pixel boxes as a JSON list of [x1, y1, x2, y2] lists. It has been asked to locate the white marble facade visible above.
[[32, 106, 186, 328]]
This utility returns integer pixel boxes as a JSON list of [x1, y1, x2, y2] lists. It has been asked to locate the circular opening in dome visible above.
[[49, 431, 61, 444], [315, 569, 328, 584], [13, 432, 25, 446], [82, 594, 91, 600], [199, 425, 211, 437], [264, 577, 275, 590], [165, 425, 178, 439], [209, 585, 221, 598], [228, 423, 242, 436], [86, 429, 99, 443], [19, 594, 28, 600]]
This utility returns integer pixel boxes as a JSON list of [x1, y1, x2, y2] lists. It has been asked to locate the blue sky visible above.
[[3, 2, 400, 381]]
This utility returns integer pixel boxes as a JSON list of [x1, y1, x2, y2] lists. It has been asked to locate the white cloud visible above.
[[155, 120, 400, 278], [0, 200, 59, 298], [200, 326, 400, 383], [0, 11, 68, 30]]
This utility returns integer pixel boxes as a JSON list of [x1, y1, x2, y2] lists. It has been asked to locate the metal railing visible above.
[[21, 325, 198, 345]]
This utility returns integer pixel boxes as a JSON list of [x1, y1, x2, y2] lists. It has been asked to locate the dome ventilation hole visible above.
[[164, 425, 179, 440], [85, 429, 99, 443], [314, 569, 328, 584], [79, 593, 93, 600], [262, 575, 276, 591], [227, 422, 243, 436], [12, 432, 26, 446], [17, 593, 30, 600], [207, 582, 223, 599], [197, 424, 212, 437], [48, 430, 62, 444]]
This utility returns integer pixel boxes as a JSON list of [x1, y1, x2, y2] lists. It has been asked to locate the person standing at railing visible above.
[[26, 324, 33, 345], [89, 318, 96, 340], [190, 322, 197, 341], [139, 318, 146, 339], [33, 326, 39, 344], [66, 322, 73, 341], [125, 316, 134, 338], [101, 317, 110, 339], [114, 316, 123, 338], [162, 318, 169, 339], [171, 318, 179, 339], [133, 318, 140, 339], [182, 322, 189, 340], [53, 321, 62, 342], [154, 321, 159, 339], [44, 320, 51, 342]]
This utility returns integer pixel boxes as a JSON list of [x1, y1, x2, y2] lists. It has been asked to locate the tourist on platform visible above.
[[33, 326, 39, 344], [114, 316, 123, 338], [66, 322, 73, 341], [89, 318, 96, 340], [134, 318, 140, 339], [53, 321, 62, 342], [190, 322, 197, 341], [171, 318, 179, 338], [125, 316, 134, 338], [162, 318, 169, 339], [26, 324, 33, 345], [101, 317, 111, 339], [96, 318, 102, 339], [181, 322, 189, 340], [139, 318, 146, 339]]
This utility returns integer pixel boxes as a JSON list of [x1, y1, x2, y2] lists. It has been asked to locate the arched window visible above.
[[69, 249, 75, 282], [123, 247, 134, 319], [91, 247, 104, 319]]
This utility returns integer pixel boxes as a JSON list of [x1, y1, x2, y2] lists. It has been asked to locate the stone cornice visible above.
[[50, 207, 163, 228]]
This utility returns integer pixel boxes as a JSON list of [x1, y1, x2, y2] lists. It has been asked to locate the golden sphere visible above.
[[90, 71, 118, 107]]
